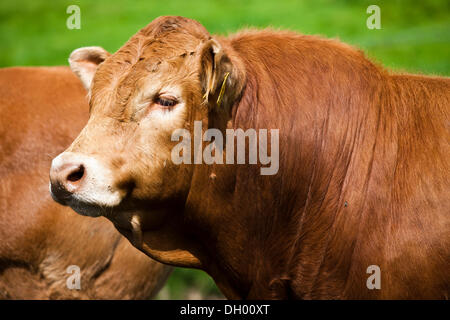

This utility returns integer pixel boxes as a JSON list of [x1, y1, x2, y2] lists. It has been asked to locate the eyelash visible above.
[[155, 96, 177, 108]]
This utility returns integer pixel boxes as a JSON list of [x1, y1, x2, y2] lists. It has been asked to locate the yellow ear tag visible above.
[[216, 72, 230, 108]]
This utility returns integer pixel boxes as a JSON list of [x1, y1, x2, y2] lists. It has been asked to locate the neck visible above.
[[182, 47, 392, 298]]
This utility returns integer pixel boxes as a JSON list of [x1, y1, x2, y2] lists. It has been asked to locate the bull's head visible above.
[[49, 16, 246, 266]]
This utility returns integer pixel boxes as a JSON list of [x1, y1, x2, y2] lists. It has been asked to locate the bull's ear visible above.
[[199, 39, 244, 110], [69, 46, 110, 89]]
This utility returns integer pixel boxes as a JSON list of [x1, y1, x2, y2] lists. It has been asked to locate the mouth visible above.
[[50, 188, 108, 218], [49, 178, 125, 217]]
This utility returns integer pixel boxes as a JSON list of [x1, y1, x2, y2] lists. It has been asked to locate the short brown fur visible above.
[[60, 17, 449, 299], [0, 67, 171, 299]]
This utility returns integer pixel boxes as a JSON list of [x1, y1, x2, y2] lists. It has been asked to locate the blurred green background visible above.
[[1, 0, 449, 75], [0, 0, 448, 299]]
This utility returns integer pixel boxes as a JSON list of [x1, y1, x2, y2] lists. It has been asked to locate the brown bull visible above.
[[49, 16, 449, 299], [0, 67, 171, 299]]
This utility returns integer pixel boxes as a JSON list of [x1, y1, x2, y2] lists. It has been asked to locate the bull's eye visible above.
[[155, 96, 178, 108]]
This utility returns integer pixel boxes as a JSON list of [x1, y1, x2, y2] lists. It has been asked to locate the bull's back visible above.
[[365, 73, 450, 298], [387, 73, 449, 219], [0, 67, 88, 170], [0, 67, 170, 299]]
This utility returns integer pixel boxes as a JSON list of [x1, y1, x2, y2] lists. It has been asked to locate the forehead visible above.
[[90, 19, 209, 109]]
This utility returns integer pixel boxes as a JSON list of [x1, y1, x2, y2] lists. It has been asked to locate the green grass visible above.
[[156, 268, 223, 300], [1, 0, 448, 299], [1, 0, 449, 74]]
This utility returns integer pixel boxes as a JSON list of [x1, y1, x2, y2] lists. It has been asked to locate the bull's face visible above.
[[49, 17, 244, 235]]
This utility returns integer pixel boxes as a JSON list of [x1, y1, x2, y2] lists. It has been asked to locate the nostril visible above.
[[67, 165, 85, 183]]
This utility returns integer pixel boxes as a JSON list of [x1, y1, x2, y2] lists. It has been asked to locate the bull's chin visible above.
[[67, 198, 108, 217], [64, 195, 202, 268]]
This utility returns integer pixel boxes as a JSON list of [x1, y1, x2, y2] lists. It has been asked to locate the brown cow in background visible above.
[[50, 16, 449, 299], [0, 67, 171, 299]]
